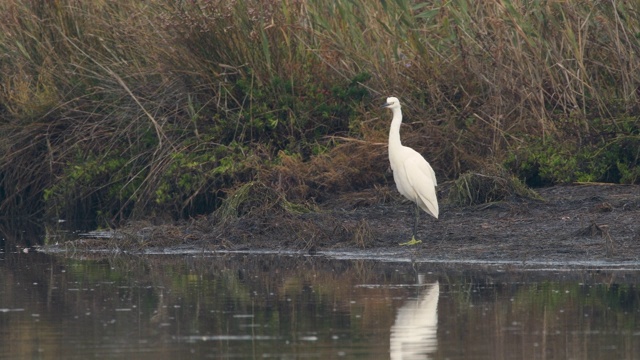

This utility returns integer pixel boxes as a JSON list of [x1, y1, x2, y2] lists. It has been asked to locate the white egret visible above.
[[383, 97, 438, 245]]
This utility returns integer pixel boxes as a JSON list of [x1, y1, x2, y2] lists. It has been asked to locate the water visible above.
[[2, 246, 640, 359]]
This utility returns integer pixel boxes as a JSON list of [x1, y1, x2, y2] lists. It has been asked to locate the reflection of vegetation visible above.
[[509, 281, 640, 318], [3, 252, 640, 358], [440, 274, 640, 359], [0, 253, 415, 357]]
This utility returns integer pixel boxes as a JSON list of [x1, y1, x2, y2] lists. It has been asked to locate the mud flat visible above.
[[43, 184, 640, 267]]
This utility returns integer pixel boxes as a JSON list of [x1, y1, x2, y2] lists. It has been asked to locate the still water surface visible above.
[[1, 246, 640, 359]]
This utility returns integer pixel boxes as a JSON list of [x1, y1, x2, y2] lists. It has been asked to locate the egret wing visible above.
[[404, 154, 439, 218]]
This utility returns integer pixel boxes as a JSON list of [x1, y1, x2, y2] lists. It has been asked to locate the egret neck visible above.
[[388, 105, 403, 150]]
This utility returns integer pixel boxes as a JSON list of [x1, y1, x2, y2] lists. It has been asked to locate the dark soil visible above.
[[54, 184, 640, 265]]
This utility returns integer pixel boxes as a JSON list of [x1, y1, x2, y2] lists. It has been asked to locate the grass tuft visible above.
[[448, 171, 541, 206], [213, 181, 312, 225]]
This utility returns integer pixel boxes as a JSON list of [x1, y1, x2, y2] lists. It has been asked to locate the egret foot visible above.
[[399, 236, 422, 246]]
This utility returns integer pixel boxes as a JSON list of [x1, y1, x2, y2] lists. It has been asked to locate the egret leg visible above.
[[399, 203, 422, 246], [413, 203, 420, 239]]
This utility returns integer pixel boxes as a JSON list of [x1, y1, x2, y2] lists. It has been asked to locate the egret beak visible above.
[[382, 102, 391, 108]]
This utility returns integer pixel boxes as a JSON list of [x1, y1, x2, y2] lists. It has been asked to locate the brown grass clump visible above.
[[205, 177, 380, 249], [213, 181, 312, 223], [352, 219, 373, 249], [265, 140, 389, 202], [447, 170, 541, 206]]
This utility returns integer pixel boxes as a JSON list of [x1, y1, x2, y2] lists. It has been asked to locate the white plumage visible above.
[[383, 97, 438, 244]]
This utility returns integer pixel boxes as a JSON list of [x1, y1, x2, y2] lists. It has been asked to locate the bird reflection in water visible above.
[[390, 276, 439, 359]]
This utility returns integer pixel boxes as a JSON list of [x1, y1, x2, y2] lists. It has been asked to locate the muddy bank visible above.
[[47, 184, 640, 265]]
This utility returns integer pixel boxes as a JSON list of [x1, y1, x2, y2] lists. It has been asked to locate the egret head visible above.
[[382, 97, 401, 109]]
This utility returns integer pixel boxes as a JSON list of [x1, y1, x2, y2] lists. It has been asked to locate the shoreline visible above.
[[41, 184, 640, 265]]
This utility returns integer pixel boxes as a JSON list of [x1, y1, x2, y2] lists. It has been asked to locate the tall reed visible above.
[[0, 0, 638, 223]]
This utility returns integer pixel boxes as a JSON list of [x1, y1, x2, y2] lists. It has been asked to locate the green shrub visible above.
[[507, 118, 640, 186]]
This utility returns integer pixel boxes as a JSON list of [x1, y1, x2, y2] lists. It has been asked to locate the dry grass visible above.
[[213, 181, 312, 223], [352, 219, 373, 249], [264, 140, 389, 201], [447, 170, 541, 206], [0, 0, 638, 224]]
